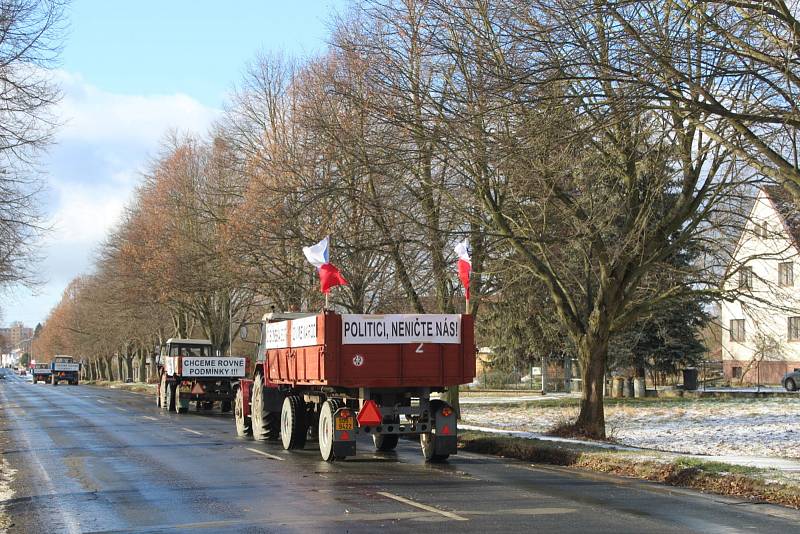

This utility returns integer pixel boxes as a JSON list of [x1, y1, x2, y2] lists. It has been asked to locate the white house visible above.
[[720, 187, 800, 384]]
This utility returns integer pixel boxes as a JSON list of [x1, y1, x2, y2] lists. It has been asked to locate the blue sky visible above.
[[4, 0, 345, 327]]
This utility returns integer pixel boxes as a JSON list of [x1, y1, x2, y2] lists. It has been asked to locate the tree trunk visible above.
[[99, 357, 109, 380], [137, 349, 146, 383], [125, 353, 133, 382], [574, 334, 608, 439]]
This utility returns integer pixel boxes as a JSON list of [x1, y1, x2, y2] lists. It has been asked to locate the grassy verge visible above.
[[83, 380, 156, 395], [458, 431, 800, 509]]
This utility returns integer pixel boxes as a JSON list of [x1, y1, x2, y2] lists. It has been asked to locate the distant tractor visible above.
[[31, 363, 51, 384], [156, 338, 246, 414], [51, 355, 81, 385]]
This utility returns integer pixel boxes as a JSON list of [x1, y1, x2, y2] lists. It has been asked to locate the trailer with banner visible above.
[[233, 311, 475, 462], [156, 338, 247, 414]]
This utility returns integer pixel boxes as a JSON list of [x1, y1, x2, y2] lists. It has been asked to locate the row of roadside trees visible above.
[[32, 0, 800, 438]]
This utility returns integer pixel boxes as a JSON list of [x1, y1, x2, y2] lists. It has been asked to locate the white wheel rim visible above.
[[319, 403, 333, 459]]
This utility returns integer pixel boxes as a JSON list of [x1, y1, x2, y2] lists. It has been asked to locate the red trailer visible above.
[[234, 311, 475, 462]]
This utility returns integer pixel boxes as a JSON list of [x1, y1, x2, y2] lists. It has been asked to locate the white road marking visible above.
[[245, 447, 285, 461], [182, 427, 203, 435], [377, 491, 468, 521], [96, 399, 107, 404], [115, 407, 128, 412], [142, 416, 158, 421]]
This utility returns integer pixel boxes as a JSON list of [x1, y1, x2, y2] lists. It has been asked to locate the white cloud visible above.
[[3, 71, 221, 327], [53, 69, 220, 145]]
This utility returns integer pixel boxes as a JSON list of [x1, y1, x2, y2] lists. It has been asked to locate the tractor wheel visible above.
[[234, 387, 252, 437], [251, 375, 280, 441], [280, 395, 308, 450], [165, 380, 176, 412]]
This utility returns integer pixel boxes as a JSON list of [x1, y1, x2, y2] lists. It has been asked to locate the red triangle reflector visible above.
[[440, 424, 451, 435], [191, 383, 205, 394], [357, 400, 382, 426], [339, 431, 350, 441]]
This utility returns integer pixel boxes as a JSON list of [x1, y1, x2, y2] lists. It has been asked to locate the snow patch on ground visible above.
[[0, 455, 17, 532], [461, 397, 800, 459]]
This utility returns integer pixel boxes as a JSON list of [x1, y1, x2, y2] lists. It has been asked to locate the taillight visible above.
[[441, 406, 453, 417], [339, 409, 351, 418]]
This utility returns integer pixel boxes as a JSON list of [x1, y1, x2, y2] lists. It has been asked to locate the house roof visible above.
[[763, 185, 800, 248]]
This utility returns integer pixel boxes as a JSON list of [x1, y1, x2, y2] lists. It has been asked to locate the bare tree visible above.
[[0, 0, 66, 294]]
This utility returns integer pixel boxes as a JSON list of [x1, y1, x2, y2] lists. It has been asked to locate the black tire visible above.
[[202, 401, 214, 411], [786, 378, 797, 392], [318, 399, 344, 461], [373, 433, 399, 451], [280, 395, 308, 450], [220, 400, 232, 413], [251, 375, 280, 441], [420, 400, 449, 463], [373, 415, 400, 451], [234, 387, 252, 437]]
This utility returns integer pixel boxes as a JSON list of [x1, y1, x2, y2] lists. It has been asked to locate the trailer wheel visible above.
[[318, 399, 344, 462], [373, 433, 399, 451], [280, 395, 307, 450], [251, 374, 280, 441], [220, 400, 232, 413], [420, 400, 450, 463], [234, 387, 252, 437], [202, 401, 214, 411]]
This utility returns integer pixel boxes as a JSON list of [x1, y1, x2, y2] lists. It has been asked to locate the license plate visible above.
[[335, 418, 353, 431], [179, 386, 191, 393]]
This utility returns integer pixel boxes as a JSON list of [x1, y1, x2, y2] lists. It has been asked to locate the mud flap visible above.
[[333, 408, 357, 458], [434, 406, 458, 456]]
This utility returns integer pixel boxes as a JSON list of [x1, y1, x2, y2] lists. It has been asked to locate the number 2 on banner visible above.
[[415, 343, 424, 354]]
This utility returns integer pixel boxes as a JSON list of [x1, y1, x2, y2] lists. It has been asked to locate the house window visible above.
[[789, 317, 800, 341], [732, 366, 742, 379], [739, 267, 753, 289], [779, 262, 794, 287], [730, 319, 745, 342]]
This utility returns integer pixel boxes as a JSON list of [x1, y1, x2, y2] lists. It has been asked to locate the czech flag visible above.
[[454, 239, 471, 299], [303, 236, 349, 294]]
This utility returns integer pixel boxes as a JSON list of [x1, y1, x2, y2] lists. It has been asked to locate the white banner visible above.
[[291, 316, 318, 347], [263, 321, 289, 349], [342, 314, 461, 345], [53, 362, 80, 372], [180, 357, 246, 378]]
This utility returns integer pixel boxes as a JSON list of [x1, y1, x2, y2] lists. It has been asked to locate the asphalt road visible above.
[[1, 371, 800, 534]]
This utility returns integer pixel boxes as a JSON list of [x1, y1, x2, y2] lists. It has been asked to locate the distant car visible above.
[[784, 369, 800, 391]]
